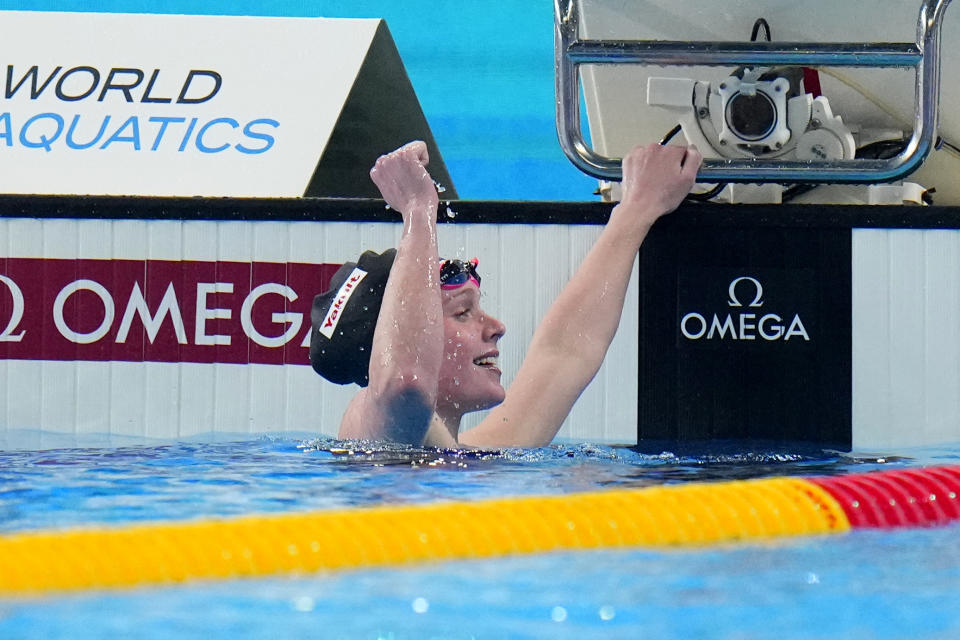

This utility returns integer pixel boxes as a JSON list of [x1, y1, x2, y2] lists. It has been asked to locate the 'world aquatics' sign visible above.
[[0, 11, 381, 196]]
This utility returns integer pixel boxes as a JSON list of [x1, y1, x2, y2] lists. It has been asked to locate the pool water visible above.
[[1, 437, 960, 639]]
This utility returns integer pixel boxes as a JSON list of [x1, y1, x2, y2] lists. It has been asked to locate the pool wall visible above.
[[2, 198, 960, 449], [0, 199, 638, 445]]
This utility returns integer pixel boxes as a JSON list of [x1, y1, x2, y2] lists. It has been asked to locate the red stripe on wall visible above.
[[0, 258, 339, 366]]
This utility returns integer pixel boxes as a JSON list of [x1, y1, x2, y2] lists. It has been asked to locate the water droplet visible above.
[[293, 596, 315, 612], [551, 606, 567, 622], [598, 605, 615, 621], [412, 597, 429, 614], [446, 206, 457, 219]]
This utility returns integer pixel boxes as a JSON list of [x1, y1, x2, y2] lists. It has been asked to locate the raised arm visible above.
[[461, 143, 702, 447], [338, 142, 443, 444]]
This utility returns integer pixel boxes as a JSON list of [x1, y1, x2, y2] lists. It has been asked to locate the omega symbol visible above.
[[727, 276, 763, 308], [0, 275, 26, 342]]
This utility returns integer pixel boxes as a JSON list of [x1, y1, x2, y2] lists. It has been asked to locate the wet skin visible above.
[[436, 283, 506, 417]]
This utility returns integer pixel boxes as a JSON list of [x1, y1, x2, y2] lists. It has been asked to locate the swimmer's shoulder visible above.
[[342, 392, 461, 449]]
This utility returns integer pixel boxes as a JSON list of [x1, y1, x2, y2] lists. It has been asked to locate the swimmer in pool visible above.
[[311, 140, 701, 448]]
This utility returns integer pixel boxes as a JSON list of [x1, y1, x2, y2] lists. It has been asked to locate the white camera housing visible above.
[[711, 69, 792, 153], [648, 69, 856, 163], [634, 71, 923, 204]]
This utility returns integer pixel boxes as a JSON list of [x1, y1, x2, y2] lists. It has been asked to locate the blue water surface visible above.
[[1, 437, 960, 639], [0, 436, 938, 533]]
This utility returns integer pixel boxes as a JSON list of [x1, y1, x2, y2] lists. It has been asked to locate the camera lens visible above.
[[725, 91, 776, 141]]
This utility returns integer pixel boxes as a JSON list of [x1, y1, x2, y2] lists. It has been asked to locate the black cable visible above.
[[687, 183, 727, 202], [857, 139, 908, 160], [659, 125, 682, 146], [936, 136, 960, 156], [658, 125, 727, 202], [782, 138, 926, 203]]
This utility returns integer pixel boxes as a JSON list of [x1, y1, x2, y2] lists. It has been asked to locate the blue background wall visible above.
[[0, 1, 599, 201]]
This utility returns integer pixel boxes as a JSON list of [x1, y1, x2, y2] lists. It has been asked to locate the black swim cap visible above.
[[310, 248, 396, 387]]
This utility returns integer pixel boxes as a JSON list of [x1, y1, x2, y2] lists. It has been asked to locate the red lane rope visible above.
[[809, 465, 960, 529]]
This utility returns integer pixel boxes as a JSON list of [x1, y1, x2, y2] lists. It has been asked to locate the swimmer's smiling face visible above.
[[437, 283, 506, 414]]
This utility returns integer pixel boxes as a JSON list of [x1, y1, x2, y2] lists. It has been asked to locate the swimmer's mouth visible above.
[[473, 353, 499, 368]]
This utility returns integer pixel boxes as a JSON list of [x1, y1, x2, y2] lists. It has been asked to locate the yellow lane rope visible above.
[[0, 476, 848, 595]]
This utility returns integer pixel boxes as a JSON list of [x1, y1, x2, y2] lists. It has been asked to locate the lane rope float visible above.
[[1, 465, 958, 595]]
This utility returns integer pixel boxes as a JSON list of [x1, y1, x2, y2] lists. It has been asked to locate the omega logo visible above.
[[727, 276, 764, 308], [0, 275, 26, 342], [680, 275, 810, 342]]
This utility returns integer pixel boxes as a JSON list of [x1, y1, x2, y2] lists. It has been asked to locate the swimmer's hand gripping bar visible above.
[[555, 0, 952, 183]]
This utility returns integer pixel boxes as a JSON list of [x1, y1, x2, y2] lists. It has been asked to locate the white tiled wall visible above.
[[852, 229, 960, 449], [0, 217, 639, 445]]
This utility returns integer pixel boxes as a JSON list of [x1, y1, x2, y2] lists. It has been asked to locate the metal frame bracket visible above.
[[555, 0, 953, 183]]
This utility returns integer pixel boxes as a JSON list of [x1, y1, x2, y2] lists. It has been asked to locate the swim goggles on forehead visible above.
[[439, 257, 481, 290]]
